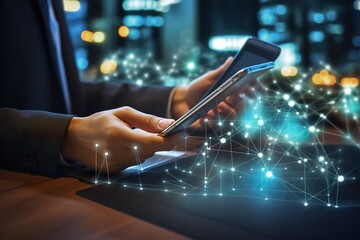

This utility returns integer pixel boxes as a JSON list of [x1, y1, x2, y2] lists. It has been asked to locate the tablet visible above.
[[158, 61, 275, 136]]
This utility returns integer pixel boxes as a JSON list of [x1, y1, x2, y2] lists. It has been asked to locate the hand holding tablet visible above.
[[159, 37, 281, 137]]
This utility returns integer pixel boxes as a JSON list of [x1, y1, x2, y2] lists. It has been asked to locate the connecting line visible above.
[[104, 152, 110, 184], [94, 144, 98, 184], [96, 152, 108, 181], [304, 158, 307, 205], [229, 128, 235, 191], [335, 179, 340, 208], [219, 170, 223, 196], [165, 171, 196, 188], [133, 146, 143, 190]]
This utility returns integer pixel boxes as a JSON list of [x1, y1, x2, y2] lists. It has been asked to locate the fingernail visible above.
[[158, 119, 174, 129]]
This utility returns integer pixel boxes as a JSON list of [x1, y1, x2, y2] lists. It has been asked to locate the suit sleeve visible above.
[[0, 108, 72, 177]]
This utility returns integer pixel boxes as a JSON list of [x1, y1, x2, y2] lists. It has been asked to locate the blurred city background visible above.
[[64, 0, 359, 86]]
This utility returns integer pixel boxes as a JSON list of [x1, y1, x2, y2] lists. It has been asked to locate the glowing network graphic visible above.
[[92, 50, 360, 208]]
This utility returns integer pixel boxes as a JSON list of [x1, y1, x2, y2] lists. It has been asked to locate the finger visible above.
[[217, 102, 238, 120], [204, 57, 233, 80], [137, 132, 185, 158], [113, 107, 174, 133], [224, 94, 244, 109]]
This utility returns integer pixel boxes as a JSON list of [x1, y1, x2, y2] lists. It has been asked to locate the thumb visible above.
[[113, 107, 174, 133]]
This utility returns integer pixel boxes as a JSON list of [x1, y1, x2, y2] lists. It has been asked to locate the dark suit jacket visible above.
[[0, 0, 173, 177]]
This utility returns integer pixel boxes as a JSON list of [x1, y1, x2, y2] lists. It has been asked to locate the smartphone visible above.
[[158, 61, 275, 137], [201, 37, 281, 100], [159, 37, 281, 137]]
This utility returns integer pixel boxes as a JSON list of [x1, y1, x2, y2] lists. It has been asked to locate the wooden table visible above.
[[0, 169, 187, 239]]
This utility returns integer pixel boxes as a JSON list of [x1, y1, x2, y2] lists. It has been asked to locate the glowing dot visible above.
[[118, 25, 130, 38], [81, 30, 94, 42], [107, 181, 111, 184], [220, 170, 223, 173], [220, 138, 226, 144], [327, 203, 331, 207], [295, 84, 301, 90], [283, 94, 290, 100], [218, 122, 223, 126], [230, 122, 234, 126], [304, 158, 308, 162], [219, 193, 223, 196], [338, 175, 344, 182], [187, 61, 195, 70], [344, 88, 352, 95], [94, 180, 98, 184], [63, 0, 81, 12], [204, 142, 208, 146], [105, 152, 109, 156], [321, 168, 325, 172], [231, 167, 235, 172], [304, 202, 308, 206], [319, 156, 325, 162], [134, 146, 138, 150], [95, 143, 99, 147], [258, 119, 264, 125], [100, 59, 117, 74], [227, 132, 231, 136], [258, 153, 264, 158], [288, 100, 295, 107], [136, 79, 143, 86], [309, 126, 316, 132], [93, 31, 105, 43], [266, 171, 273, 178]]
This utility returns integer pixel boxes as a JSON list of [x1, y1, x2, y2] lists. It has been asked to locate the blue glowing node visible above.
[[187, 61, 195, 70], [304, 202, 308, 207], [338, 175, 345, 182], [266, 171, 273, 178], [309, 126, 316, 132], [220, 138, 226, 144], [231, 167, 235, 172]]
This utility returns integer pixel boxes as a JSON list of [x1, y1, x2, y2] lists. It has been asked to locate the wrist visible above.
[[61, 116, 82, 161]]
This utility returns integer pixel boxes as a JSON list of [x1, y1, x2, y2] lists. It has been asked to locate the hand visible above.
[[171, 57, 259, 130], [61, 107, 183, 171]]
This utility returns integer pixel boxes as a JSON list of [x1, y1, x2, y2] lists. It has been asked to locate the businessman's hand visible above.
[[171, 57, 259, 131], [61, 107, 183, 171]]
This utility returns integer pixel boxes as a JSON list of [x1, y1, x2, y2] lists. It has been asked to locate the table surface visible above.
[[0, 169, 187, 239]]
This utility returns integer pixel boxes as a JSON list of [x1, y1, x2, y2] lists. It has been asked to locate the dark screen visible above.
[[203, 38, 281, 98]]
